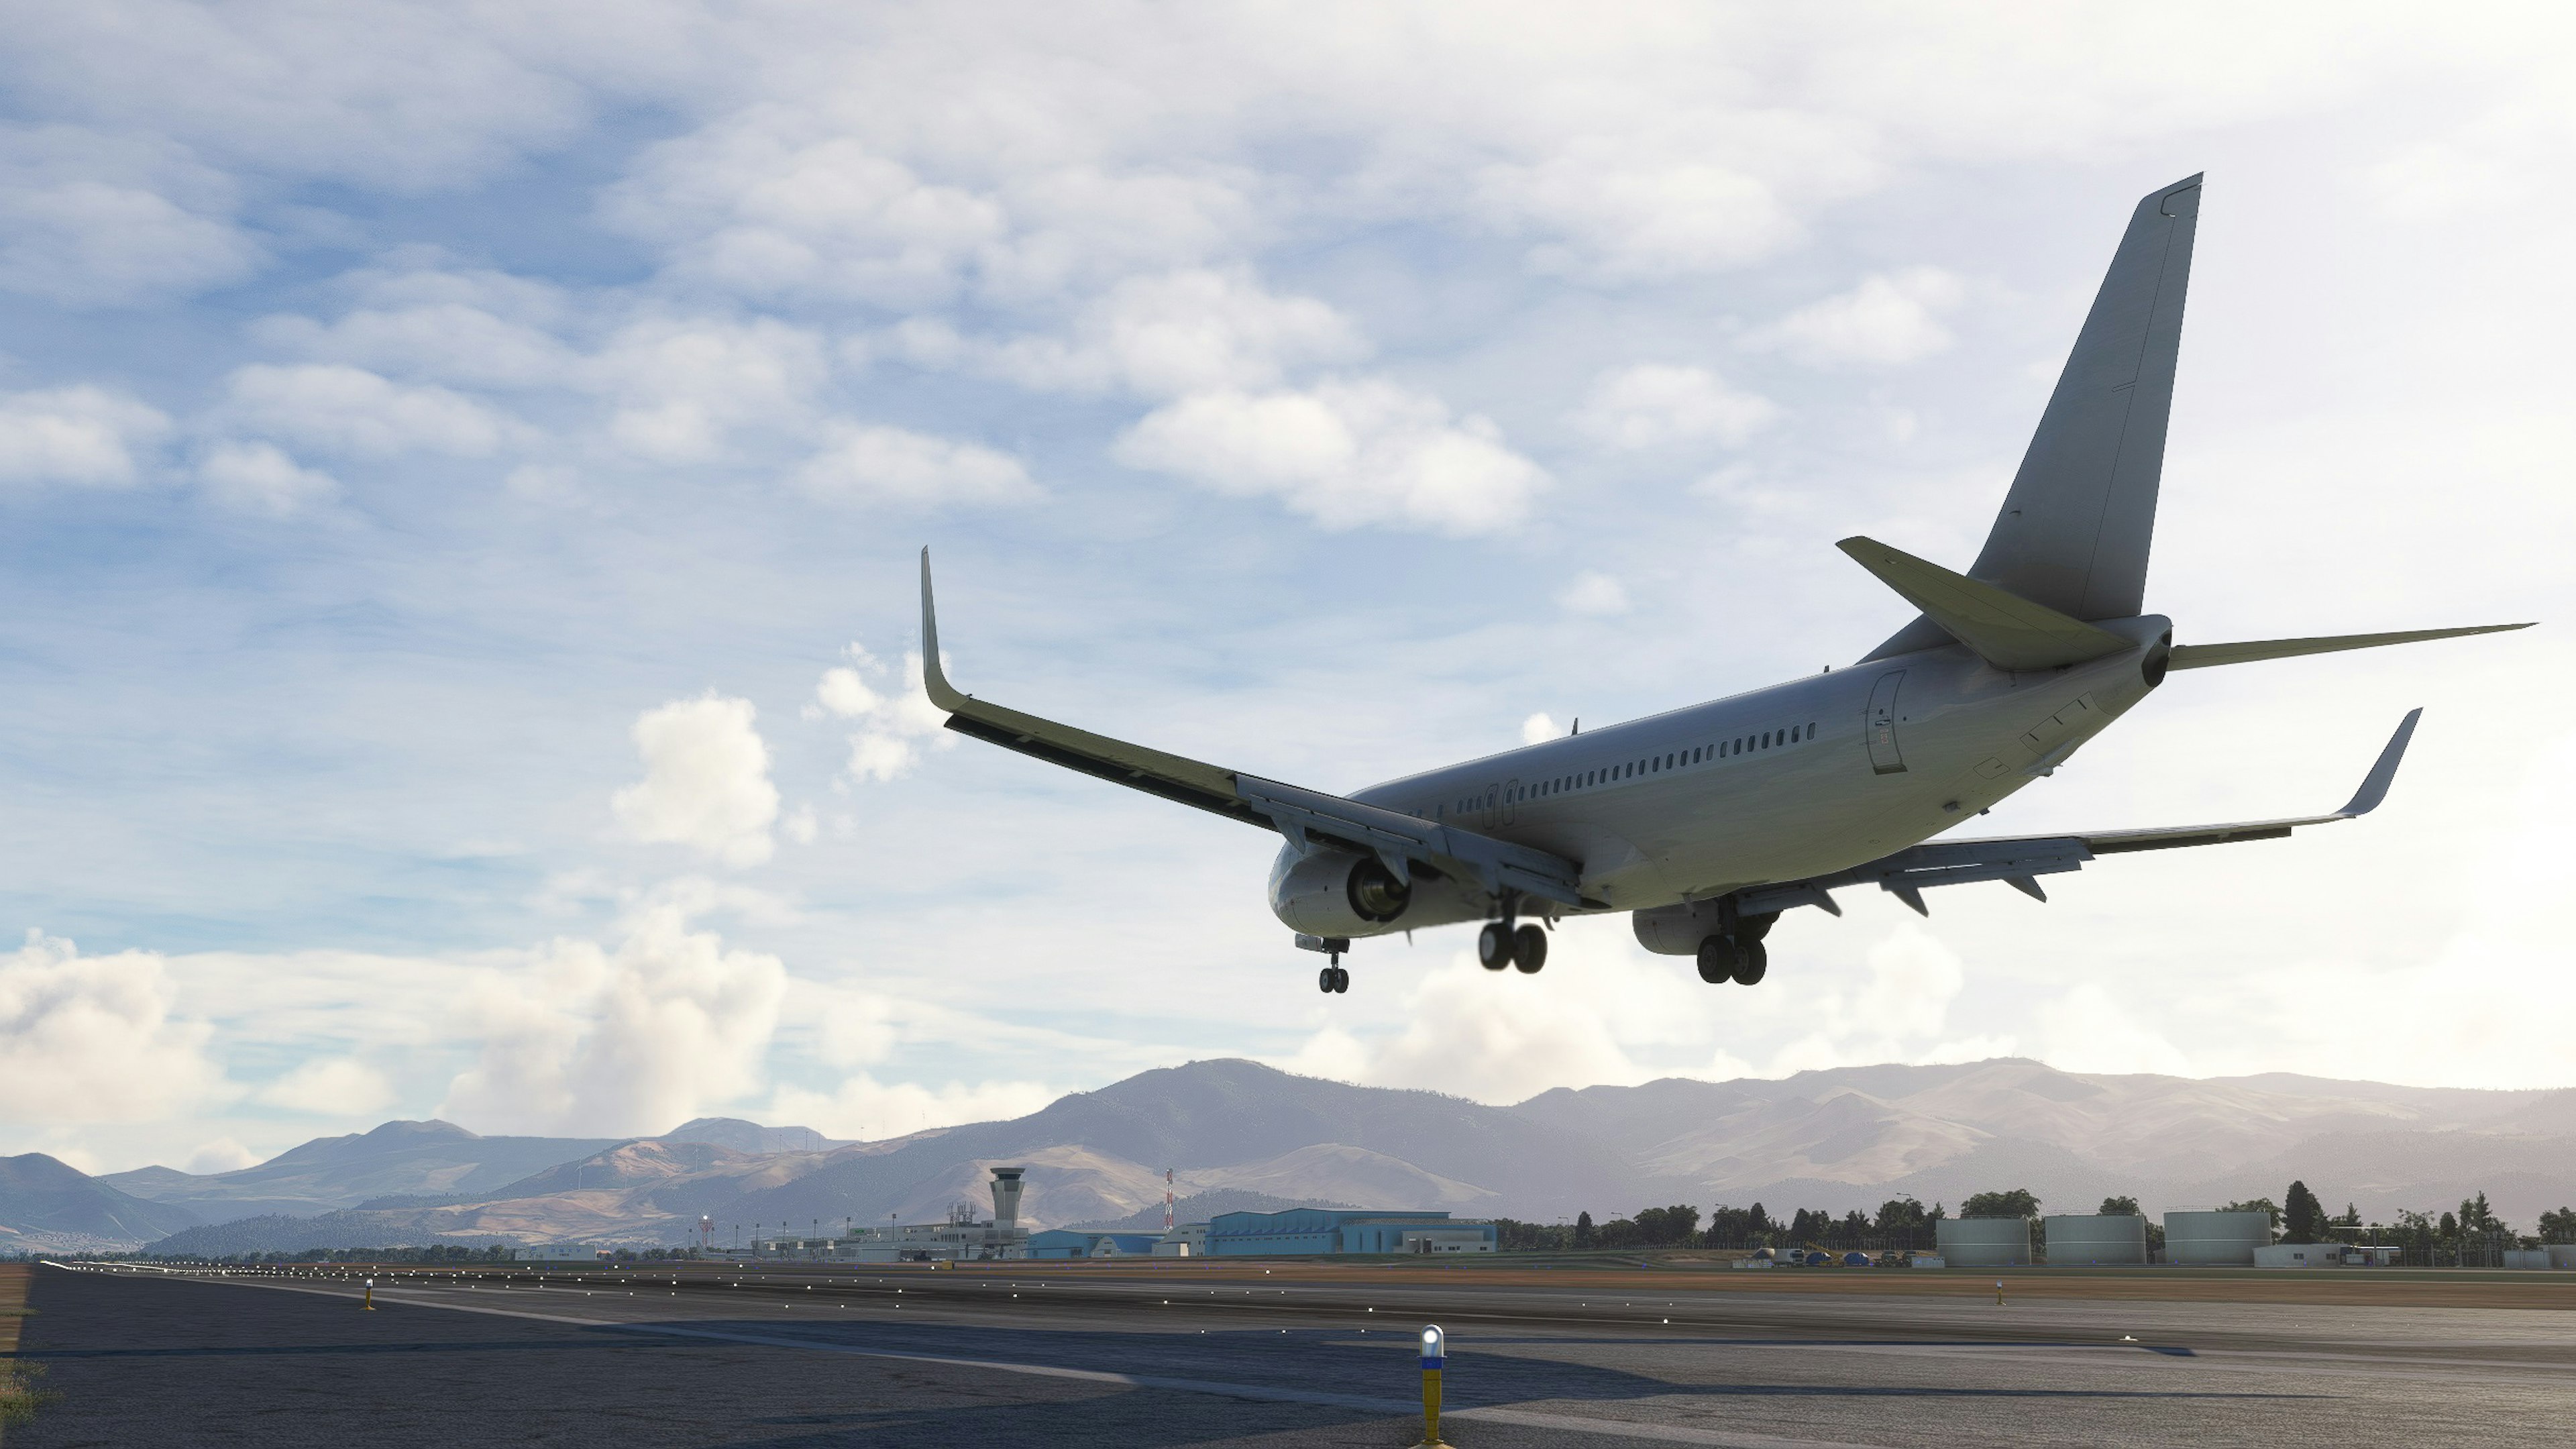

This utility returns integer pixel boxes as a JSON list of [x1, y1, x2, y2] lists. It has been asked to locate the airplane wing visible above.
[[917, 549, 1588, 908], [1735, 708, 2422, 918]]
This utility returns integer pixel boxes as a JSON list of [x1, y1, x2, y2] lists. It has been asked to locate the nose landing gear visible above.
[[1316, 964, 1349, 994]]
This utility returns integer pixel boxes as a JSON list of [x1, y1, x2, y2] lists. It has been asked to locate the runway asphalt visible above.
[[10, 1259, 2574, 1446]]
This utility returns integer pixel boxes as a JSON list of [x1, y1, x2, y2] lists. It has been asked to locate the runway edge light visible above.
[[1412, 1323, 1450, 1448]]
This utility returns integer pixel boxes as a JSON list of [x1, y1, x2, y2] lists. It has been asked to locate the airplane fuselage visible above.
[[1271, 617, 2168, 937]]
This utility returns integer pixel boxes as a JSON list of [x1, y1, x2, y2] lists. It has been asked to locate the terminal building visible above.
[[1205, 1208, 1496, 1256]]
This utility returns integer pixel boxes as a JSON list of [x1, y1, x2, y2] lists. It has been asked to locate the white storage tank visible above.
[[1935, 1217, 2032, 1268], [2043, 1214, 2148, 1266], [2163, 1210, 2273, 1266]]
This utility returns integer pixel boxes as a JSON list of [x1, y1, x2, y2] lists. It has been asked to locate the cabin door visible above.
[[1865, 671, 1909, 775]]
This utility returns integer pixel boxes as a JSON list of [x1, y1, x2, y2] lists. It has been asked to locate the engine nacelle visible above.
[[1269, 847, 1411, 937]]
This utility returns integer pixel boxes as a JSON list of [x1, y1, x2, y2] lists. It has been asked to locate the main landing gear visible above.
[[1696, 905, 1775, 985], [1477, 920, 1548, 974]]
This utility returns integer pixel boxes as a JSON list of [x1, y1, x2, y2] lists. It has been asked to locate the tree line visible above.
[[1497, 1181, 2576, 1258]]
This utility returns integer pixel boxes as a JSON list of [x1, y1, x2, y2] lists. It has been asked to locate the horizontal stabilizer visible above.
[[1837, 536, 2133, 670], [2169, 623, 2531, 670]]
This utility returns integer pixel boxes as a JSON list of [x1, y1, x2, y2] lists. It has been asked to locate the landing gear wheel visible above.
[[1733, 939, 1768, 985], [1512, 923, 1548, 973], [1319, 965, 1338, 994], [1696, 934, 1741, 984], [1332, 966, 1350, 992], [1477, 922, 1512, 971]]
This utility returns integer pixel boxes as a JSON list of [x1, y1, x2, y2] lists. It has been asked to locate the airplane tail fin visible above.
[[1868, 174, 2202, 661]]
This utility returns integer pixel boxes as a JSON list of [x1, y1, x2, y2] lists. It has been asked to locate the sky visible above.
[[3, 2, 2572, 1176]]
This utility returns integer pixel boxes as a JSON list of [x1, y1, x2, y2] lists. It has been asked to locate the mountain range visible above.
[[8, 1059, 2570, 1254]]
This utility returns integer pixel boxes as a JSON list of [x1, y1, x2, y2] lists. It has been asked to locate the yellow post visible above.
[[1413, 1324, 1449, 1447], [363, 1277, 376, 1311]]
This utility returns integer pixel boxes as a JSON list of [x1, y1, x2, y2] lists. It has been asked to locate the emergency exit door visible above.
[[1865, 671, 1908, 775]]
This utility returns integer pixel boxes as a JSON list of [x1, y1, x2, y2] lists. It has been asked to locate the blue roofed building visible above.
[[1206, 1208, 1496, 1256]]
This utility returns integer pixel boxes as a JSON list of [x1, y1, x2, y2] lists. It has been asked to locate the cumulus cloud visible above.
[[973, 268, 1367, 398], [765, 1072, 1057, 1144], [185, 1137, 260, 1174], [439, 903, 788, 1136], [256, 1057, 394, 1116], [1753, 266, 1966, 367], [1574, 364, 1778, 449], [1556, 571, 1630, 616], [197, 439, 337, 515], [591, 316, 826, 464], [0, 125, 260, 305], [610, 695, 782, 867], [1519, 712, 1560, 746], [1766, 926, 2014, 1075], [0, 385, 170, 488], [794, 423, 1034, 506], [0, 930, 225, 1124], [222, 364, 519, 456], [1117, 378, 1548, 535], [814, 645, 952, 783], [253, 299, 582, 390]]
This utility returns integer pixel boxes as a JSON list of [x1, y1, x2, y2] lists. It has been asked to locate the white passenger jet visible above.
[[918, 176, 2528, 994]]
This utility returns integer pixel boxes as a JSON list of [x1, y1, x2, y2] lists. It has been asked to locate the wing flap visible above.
[[1737, 708, 2420, 916]]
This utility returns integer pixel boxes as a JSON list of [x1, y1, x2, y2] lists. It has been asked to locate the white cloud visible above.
[[197, 440, 337, 515], [1556, 571, 1630, 616], [254, 300, 582, 390], [256, 1057, 394, 1116], [818, 647, 953, 784], [591, 316, 827, 464], [1754, 266, 1966, 367], [0, 124, 259, 305], [977, 268, 1366, 398], [765, 1072, 1056, 1144], [1117, 378, 1548, 535], [184, 1137, 259, 1174], [1519, 712, 1559, 746], [610, 695, 781, 868], [2034, 984, 2194, 1076], [1574, 364, 1778, 449], [794, 423, 1035, 507], [0, 930, 225, 1124], [439, 903, 789, 1136], [1766, 926, 2014, 1076], [222, 364, 518, 456], [0, 385, 170, 488]]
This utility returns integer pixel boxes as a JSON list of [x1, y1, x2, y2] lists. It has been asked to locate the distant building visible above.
[[1026, 1231, 1163, 1259], [1152, 1222, 1209, 1256], [1205, 1208, 1495, 1256], [1935, 1218, 2031, 1268], [2162, 1210, 2273, 1266], [2042, 1214, 2148, 1266]]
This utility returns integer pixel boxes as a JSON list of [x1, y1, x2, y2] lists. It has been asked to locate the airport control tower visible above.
[[989, 1166, 1026, 1234]]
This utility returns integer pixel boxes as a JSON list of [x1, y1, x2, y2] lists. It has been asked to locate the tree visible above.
[[1574, 1211, 1595, 1248], [2538, 1208, 2576, 1245], [2219, 1197, 2281, 1230], [2282, 1181, 2327, 1244], [1960, 1189, 2041, 1221], [2097, 1195, 2142, 1217]]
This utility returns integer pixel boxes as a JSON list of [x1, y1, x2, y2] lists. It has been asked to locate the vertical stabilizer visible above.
[[1869, 174, 2202, 660]]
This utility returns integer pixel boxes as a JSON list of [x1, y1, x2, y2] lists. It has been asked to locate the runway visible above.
[[12, 1260, 2574, 1446]]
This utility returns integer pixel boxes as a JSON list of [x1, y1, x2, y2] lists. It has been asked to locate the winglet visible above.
[[2337, 708, 2422, 817], [918, 547, 967, 713]]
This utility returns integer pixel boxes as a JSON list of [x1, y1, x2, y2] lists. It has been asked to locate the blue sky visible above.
[[3, 3, 2570, 1174]]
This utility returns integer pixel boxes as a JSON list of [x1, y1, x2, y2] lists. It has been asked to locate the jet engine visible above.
[[1269, 847, 1415, 936]]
